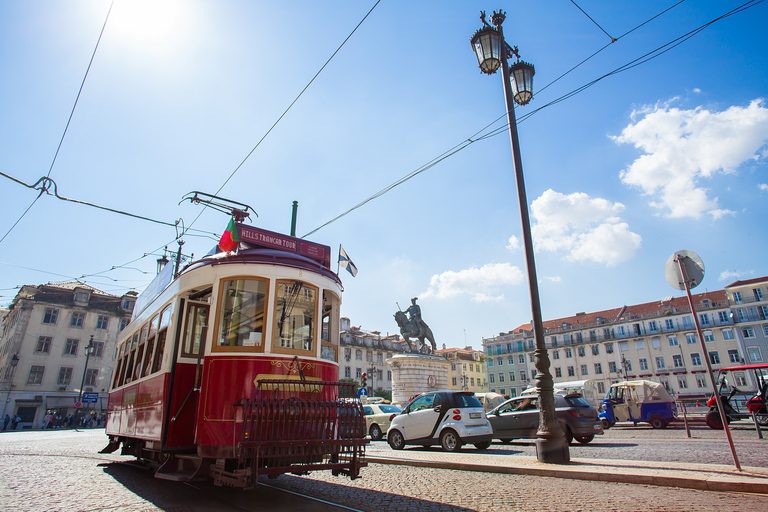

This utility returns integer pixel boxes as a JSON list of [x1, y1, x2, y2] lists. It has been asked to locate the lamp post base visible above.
[[535, 436, 570, 464]]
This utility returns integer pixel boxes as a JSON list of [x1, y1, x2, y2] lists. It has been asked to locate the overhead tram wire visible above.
[[182, 0, 383, 236], [302, 0, 763, 238]]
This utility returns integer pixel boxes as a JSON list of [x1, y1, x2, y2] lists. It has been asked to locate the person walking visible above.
[[2, 414, 10, 430], [11, 414, 21, 429]]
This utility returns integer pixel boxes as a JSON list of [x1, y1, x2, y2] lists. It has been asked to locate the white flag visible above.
[[339, 245, 358, 277]]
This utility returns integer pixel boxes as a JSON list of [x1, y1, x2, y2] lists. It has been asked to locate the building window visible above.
[[686, 333, 696, 344], [652, 337, 661, 349], [668, 335, 678, 346], [728, 350, 740, 364], [639, 358, 648, 371], [377, 353, 383, 363], [489, 373, 495, 384], [742, 327, 755, 338], [597, 382, 606, 394], [735, 372, 748, 386], [594, 363, 602, 374], [718, 311, 730, 323], [696, 375, 707, 388], [748, 347, 763, 362], [28, 365, 45, 384], [366, 352, 372, 362], [355, 368, 362, 378], [85, 368, 98, 386], [690, 353, 702, 366], [665, 318, 675, 330], [605, 343, 614, 354], [531, 369, 537, 381], [635, 340, 645, 351], [655, 356, 665, 370], [648, 321, 658, 332], [555, 367, 562, 378], [519, 370, 526, 381], [567, 366, 575, 377], [508, 356, 514, 364], [528, 353, 535, 363], [592, 345, 600, 356], [70, 312, 85, 328], [624, 359, 633, 371], [387, 371, 392, 381], [552, 350, 559, 360], [703, 331, 714, 342], [35, 336, 52, 354], [565, 348, 572, 358], [344, 367, 351, 378], [509, 371, 515, 382], [608, 361, 617, 373], [488, 359, 493, 367], [356, 350, 362, 360], [589, 330, 597, 341], [709, 351, 721, 365], [580, 364, 588, 376], [619, 341, 629, 351], [764, 324, 768, 337], [578, 346, 586, 357], [451, 362, 456, 371], [64, 339, 79, 356], [722, 329, 734, 340], [678, 377, 688, 389], [519, 355, 525, 364], [119, 318, 129, 332], [91, 341, 104, 358], [57, 367, 73, 386], [498, 372, 505, 383], [699, 314, 710, 326], [672, 354, 683, 368], [497, 357, 503, 365], [96, 315, 109, 330], [43, 308, 58, 325], [452, 377, 457, 386], [732, 291, 742, 304]]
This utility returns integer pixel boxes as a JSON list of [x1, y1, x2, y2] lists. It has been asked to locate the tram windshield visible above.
[[274, 280, 317, 352], [217, 278, 268, 348]]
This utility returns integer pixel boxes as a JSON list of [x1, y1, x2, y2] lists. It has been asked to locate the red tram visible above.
[[101, 221, 367, 488]]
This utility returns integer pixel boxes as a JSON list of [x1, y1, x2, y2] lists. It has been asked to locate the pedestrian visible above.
[[695, 400, 701, 407], [2, 414, 10, 430], [12, 415, 21, 429]]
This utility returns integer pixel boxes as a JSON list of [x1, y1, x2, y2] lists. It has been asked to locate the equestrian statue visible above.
[[394, 297, 437, 354]]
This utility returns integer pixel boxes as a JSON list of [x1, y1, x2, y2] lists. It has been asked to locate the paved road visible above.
[[1, 425, 767, 512]]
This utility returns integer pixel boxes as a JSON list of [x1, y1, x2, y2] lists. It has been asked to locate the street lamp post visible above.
[[2, 354, 20, 420], [471, 10, 569, 463], [76, 336, 96, 423]]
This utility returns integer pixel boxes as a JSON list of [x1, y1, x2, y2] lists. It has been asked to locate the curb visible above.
[[365, 456, 768, 495]]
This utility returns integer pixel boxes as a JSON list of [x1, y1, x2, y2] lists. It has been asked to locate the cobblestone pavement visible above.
[[1, 426, 767, 512]]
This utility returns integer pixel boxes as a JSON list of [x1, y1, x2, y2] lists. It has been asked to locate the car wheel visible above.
[[756, 414, 768, 427], [388, 429, 405, 450], [601, 419, 614, 429], [705, 410, 724, 430], [474, 441, 491, 450], [574, 434, 594, 445], [369, 424, 383, 441], [440, 429, 462, 452], [649, 415, 668, 429]]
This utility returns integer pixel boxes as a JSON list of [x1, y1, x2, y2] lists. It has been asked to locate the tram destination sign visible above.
[[237, 223, 331, 269]]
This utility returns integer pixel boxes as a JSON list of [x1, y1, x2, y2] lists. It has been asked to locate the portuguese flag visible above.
[[218, 218, 240, 252]]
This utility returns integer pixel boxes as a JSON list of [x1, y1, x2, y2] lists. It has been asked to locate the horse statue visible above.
[[394, 310, 437, 354]]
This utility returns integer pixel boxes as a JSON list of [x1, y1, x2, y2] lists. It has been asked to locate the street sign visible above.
[[357, 387, 368, 397], [74, 401, 82, 409], [82, 392, 99, 403], [665, 250, 705, 290]]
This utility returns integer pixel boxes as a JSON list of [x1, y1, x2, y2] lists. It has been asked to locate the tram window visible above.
[[139, 323, 149, 345], [273, 280, 317, 353], [320, 289, 340, 362], [133, 343, 145, 381], [160, 304, 172, 329], [183, 303, 208, 357], [124, 351, 136, 385], [215, 278, 268, 350], [142, 337, 156, 378], [152, 331, 167, 373]]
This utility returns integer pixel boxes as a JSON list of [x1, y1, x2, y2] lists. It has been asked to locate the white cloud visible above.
[[759, 183, 768, 192], [719, 270, 753, 282], [420, 263, 525, 302], [530, 189, 642, 266], [613, 99, 768, 218], [506, 235, 521, 253]]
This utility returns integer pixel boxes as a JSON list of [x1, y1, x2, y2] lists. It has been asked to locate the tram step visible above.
[[154, 454, 209, 482]]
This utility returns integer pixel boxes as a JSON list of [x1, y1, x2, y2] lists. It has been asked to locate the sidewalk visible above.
[[365, 448, 768, 495]]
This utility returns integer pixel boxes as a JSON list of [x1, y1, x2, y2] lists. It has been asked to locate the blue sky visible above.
[[1, 1, 767, 350]]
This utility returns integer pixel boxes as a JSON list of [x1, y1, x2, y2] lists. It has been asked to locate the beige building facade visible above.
[[434, 345, 486, 392]]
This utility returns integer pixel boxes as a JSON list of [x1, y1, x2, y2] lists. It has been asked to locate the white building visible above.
[[0, 283, 136, 428], [339, 317, 409, 393]]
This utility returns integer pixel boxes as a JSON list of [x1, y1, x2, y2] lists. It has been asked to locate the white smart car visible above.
[[387, 390, 493, 452]]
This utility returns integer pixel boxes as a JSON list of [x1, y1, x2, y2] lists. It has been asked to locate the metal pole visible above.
[[497, 24, 568, 463], [676, 255, 740, 471], [290, 200, 298, 237], [77, 336, 95, 405]]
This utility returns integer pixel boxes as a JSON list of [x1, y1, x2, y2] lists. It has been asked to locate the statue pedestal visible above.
[[386, 353, 450, 405]]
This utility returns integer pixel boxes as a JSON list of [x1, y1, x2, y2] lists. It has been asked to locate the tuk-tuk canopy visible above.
[[610, 380, 674, 403]]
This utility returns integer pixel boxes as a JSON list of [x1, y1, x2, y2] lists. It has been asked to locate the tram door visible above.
[[166, 301, 209, 448]]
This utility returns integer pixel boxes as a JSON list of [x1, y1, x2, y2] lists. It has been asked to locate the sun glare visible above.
[[107, 0, 193, 56]]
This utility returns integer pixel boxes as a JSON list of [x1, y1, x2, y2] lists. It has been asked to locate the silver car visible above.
[[488, 393, 603, 445]]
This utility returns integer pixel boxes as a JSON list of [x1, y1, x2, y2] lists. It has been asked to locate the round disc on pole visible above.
[[665, 250, 705, 290]]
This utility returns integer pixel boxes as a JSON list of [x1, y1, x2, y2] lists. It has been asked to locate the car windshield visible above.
[[452, 392, 483, 408], [378, 405, 401, 413], [564, 396, 591, 407]]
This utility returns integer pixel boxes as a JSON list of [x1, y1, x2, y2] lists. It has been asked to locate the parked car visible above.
[[363, 404, 402, 440], [387, 390, 493, 452], [488, 393, 603, 445]]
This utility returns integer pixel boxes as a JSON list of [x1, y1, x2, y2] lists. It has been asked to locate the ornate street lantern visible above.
[[509, 60, 535, 106], [471, 25, 503, 75]]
